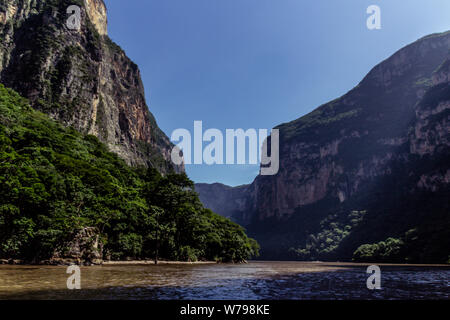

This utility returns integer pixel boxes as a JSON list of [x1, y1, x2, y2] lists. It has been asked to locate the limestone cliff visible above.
[[84, 0, 107, 36], [196, 31, 450, 261], [0, 0, 182, 172], [250, 31, 449, 221]]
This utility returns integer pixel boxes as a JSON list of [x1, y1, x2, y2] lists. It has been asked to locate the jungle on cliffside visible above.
[[0, 84, 260, 264], [0, 0, 260, 264]]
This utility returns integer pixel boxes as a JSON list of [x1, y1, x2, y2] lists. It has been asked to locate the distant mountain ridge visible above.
[[196, 31, 450, 262], [195, 183, 253, 225], [0, 0, 182, 172]]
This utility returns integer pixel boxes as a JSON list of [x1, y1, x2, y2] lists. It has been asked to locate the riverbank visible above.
[[103, 260, 218, 265], [2, 258, 448, 267], [0, 258, 222, 266]]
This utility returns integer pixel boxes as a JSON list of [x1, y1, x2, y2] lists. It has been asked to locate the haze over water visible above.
[[0, 262, 448, 300]]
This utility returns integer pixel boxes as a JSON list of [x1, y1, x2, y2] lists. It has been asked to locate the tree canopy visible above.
[[0, 84, 259, 263]]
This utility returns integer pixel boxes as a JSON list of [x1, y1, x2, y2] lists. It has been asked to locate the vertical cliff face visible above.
[[196, 31, 450, 260], [0, 0, 182, 172], [83, 0, 107, 36], [249, 31, 449, 221]]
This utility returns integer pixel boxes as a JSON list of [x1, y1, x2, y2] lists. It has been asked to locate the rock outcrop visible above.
[[84, 0, 107, 36], [0, 0, 182, 172], [50, 227, 103, 265]]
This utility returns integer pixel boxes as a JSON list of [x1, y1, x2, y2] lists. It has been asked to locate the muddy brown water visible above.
[[0, 261, 448, 300]]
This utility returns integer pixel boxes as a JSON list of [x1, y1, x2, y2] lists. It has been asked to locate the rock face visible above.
[[0, 0, 182, 172], [196, 31, 450, 260], [84, 0, 107, 36], [251, 31, 450, 221], [50, 227, 103, 265]]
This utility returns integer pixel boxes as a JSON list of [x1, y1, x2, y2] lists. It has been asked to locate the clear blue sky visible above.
[[104, 0, 450, 186]]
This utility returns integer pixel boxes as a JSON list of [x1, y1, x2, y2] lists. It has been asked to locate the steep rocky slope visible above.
[[197, 31, 450, 262], [0, 0, 181, 172], [0, 84, 258, 264], [195, 183, 253, 224]]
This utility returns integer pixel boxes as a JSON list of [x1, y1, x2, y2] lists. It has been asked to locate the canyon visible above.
[[1, 0, 448, 263], [197, 31, 450, 262]]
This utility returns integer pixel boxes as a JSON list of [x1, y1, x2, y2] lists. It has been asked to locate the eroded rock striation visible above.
[[197, 31, 450, 261], [0, 0, 182, 172]]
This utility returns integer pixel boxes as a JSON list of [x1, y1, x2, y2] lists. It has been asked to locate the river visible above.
[[0, 261, 448, 299]]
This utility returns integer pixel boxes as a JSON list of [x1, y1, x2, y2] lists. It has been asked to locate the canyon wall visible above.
[[0, 0, 182, 172]]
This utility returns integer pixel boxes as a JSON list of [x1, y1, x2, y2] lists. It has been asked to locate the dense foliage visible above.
[[250, 151, 450, 264], [264, 179, 450, 264], [289, 210, 367, 260], [353, 238, 405, 263], [0, 84, 259, 262]]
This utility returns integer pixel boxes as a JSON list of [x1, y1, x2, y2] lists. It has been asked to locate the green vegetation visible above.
[[353, 238, 404, 263], [257, 157, 450, 264], [278, 102, 361, 142], [279, 169, 450, 264], [414, 77, 433, 87], [253, 36, 450, 263], [352, 220, 450, 264], [276, 182, 450, 264], [0, 84, 259, 262], [290, 211, 366, 260]]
